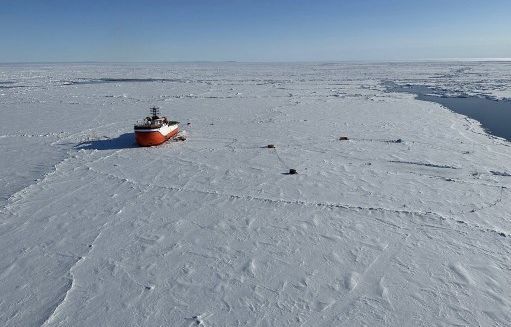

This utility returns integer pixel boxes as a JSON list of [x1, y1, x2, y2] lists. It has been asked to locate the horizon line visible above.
[[1, 58, 511, 65]]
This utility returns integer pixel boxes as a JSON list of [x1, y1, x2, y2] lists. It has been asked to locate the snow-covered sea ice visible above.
[[1, 62, 510, 326]]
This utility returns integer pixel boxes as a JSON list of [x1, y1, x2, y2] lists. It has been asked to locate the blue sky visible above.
[[1, 0, 510, 62]]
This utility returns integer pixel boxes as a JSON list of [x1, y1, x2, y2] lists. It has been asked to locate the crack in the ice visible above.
[[464, 186, 505, 214], [85, 164, 510, 239], [40, 260, 79, 326], [4, 153, 76, 209], [389, 160, 460, 170], [39, 207, 121, 326]]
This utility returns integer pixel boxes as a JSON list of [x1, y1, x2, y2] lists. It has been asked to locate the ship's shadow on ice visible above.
[[76, 133, 138, 150]]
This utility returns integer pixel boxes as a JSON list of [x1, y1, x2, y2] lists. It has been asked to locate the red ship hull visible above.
[[135, 126, 179, 147]]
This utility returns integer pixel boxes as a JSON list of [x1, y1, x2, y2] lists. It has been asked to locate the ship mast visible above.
[[150, 106, 160, 119]]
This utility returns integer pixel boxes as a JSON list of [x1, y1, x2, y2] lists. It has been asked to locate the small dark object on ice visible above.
[[387, 138, 402, 143], [189, 315, 203, 325], [339, 136, 349, 141], [288, 169, 297, 175], [175, 135, 186, 141], [267, 144, 275, 148], [187, 122, 191, 125]]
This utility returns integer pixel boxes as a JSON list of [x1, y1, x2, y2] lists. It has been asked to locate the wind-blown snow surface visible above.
[[1, 62, 510, 326]]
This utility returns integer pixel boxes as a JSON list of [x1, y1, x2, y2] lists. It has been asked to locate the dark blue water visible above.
[[386, 82, 511, 142]]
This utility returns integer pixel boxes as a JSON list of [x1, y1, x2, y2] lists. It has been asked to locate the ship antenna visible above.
[[150, 106, 160, 118]]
